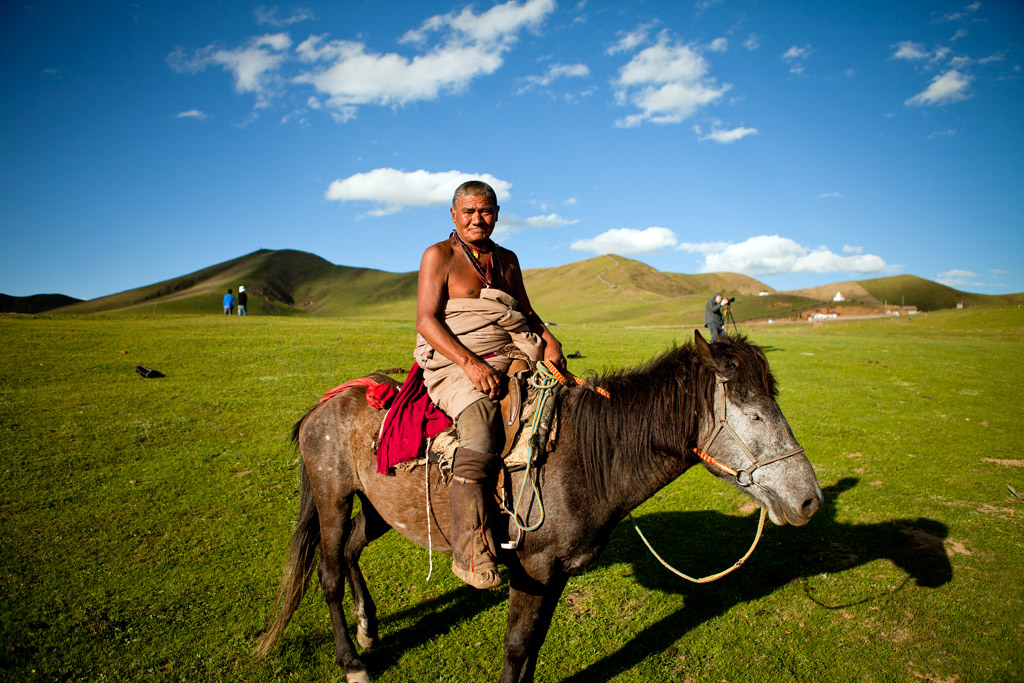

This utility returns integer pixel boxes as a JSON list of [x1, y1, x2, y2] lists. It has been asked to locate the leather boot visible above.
[[450, 447, 502, 589]]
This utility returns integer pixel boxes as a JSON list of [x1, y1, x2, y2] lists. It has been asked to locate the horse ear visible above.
[[694, 329, 716, 369]]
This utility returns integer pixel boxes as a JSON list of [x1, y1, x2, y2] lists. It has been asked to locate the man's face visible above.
[[451, 194, 499, 246]]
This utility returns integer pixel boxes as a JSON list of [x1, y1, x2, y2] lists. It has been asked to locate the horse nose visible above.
[[801, 493, 822, 518]]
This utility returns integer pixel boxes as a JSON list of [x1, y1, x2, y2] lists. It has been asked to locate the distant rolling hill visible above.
[[50, 249, 418, 319], [0, 293, 82, 314], [18, 249, 1015, 325], [786, 274, 998, 311]]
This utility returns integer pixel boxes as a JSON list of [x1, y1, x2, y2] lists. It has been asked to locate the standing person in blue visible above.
[[223, 288, 235, 315], [237, 286, 248, 316], [704, 292, 733, 341]]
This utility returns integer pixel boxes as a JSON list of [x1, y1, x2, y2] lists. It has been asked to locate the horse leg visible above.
[[344, 494, 392, 651], [318, 497, 372, 683], [498, 568, 569, 683]]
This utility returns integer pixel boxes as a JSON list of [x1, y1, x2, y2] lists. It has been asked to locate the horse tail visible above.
[[253, 461, 321, 658]]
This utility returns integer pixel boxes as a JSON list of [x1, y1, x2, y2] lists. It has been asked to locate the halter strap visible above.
[[694, 374, 806, 489]]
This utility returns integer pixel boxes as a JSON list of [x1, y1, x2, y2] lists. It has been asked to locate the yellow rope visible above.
[[630, 506, 767, 583]]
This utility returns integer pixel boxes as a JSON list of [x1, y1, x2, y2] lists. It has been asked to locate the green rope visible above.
[[512, 363, 560, 531]]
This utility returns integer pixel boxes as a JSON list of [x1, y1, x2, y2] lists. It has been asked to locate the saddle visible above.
[[393, 356, 562, 478]]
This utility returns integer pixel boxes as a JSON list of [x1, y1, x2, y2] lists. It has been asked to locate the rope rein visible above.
[[630, 507, 767, 583], [511, 360, 610, 533], [424, 456, 434, 581]]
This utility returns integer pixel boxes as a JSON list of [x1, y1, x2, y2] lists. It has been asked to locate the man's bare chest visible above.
[[447, 251, 512, 299]]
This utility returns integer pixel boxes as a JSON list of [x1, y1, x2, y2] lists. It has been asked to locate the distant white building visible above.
[[833, 291, 845, 302], [758, 290, 770, 297]]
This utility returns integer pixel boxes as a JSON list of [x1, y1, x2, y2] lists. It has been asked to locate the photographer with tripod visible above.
[[704, 292, 735, 341]]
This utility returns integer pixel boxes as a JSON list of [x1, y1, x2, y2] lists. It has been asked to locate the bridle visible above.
[[629, 373, 806, 584], [692, 374, 806, 490]]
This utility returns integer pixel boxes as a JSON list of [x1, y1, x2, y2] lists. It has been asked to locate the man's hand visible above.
[[543, 340, 566, 371], [461, 356, 503, 398]]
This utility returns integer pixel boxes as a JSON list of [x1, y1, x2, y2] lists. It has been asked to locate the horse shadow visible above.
[[561, 477, 952, 683], [319, 477, 950, 679]]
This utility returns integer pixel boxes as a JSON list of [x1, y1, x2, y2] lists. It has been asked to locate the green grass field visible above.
[[1, 307, 1022, 682]]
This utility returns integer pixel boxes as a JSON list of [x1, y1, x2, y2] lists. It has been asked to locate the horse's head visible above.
[[694, 331, 823, 526]]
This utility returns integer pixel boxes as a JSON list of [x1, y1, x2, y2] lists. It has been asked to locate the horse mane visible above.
[[566, 334, 776, 502]]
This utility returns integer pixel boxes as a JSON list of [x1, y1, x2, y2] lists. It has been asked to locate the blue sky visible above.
[[1, 0, 1021, 300]]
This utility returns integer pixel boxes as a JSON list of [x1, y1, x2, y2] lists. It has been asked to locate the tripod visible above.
[[722, 303, 738, 335]]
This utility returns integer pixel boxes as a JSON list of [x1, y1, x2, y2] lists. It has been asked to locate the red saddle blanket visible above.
[[319, 365, 452, 475]]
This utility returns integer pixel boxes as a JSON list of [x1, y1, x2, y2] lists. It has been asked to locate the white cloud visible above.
[[928, 129, 957, 139], [606, 23, 657, 55], [936, 268, 981, 287], [176, 109, 207, 120], [613, 37, 729, 127], [708, 38, 728, 53], [295, 0, 554, 112], [699, 126, 758, 143], [782, 45, 811, 61], [401, 0, 555, 45], [324, 168, 512, 216], [935, 2, 982, 24], [676, 240, 731, 254], [254, 6, 315, 27], [516, 62, 590, 93], [524, 213, 578, 228], [168, 33, 292, 105], [893, 40, 929, 61], [171, 0, 555, 120], [743, 34, 760, 51], [842, 245, 863, 254], [818, 191, 843, 199], [781, 44, 813, 75], [295, 40, 504, 108], [571, 227, 678, 254], [977, 52, 1005, 65], [905, 69, 971, 106], [494, 212, 578, 238], [695, 0, 723, 17], [678, 235, 892, 275]]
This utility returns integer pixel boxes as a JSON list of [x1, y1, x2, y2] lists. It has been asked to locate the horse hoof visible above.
[[356, 628, 376, 650], [346, 670, 372, 683]]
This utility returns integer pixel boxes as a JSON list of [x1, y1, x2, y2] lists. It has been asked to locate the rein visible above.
[[511, 361, 611, 534], [631, 373, 804, 583]]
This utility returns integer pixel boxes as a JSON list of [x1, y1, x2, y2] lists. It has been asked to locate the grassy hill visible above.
[[0, 293, 82, 314], [39, 249, 1017, 324], [52, 249, 418, 319]]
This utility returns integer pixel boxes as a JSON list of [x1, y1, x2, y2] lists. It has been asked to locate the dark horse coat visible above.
[[255, 332, 823, 682]]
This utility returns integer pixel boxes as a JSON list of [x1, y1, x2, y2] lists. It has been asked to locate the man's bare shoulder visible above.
[[423, 238, 456, 259], [496, 244, 521, 266]]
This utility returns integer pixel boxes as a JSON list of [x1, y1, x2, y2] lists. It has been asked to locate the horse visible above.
[[254, 331, 824, 682]]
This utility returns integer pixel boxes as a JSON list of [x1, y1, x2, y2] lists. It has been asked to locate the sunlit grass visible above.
[[1, 309, 1021, 681]]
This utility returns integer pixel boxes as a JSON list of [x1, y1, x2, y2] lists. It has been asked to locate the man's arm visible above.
[[505, 250, 565, 369], [416, 244, 503, 398]]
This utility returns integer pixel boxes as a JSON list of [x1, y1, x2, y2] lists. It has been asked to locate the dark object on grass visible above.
[[254, 332, 825, 682], [135, 365, 165, 379], [567, 350, 582, 359]]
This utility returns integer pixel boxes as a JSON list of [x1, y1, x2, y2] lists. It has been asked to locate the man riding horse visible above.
[[415, 180, 565, 589]]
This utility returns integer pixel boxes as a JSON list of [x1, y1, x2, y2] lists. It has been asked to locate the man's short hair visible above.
[[452, 180, 498, 208]]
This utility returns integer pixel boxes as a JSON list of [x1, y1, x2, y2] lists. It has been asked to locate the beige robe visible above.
[[414, 288, 544, 419]]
